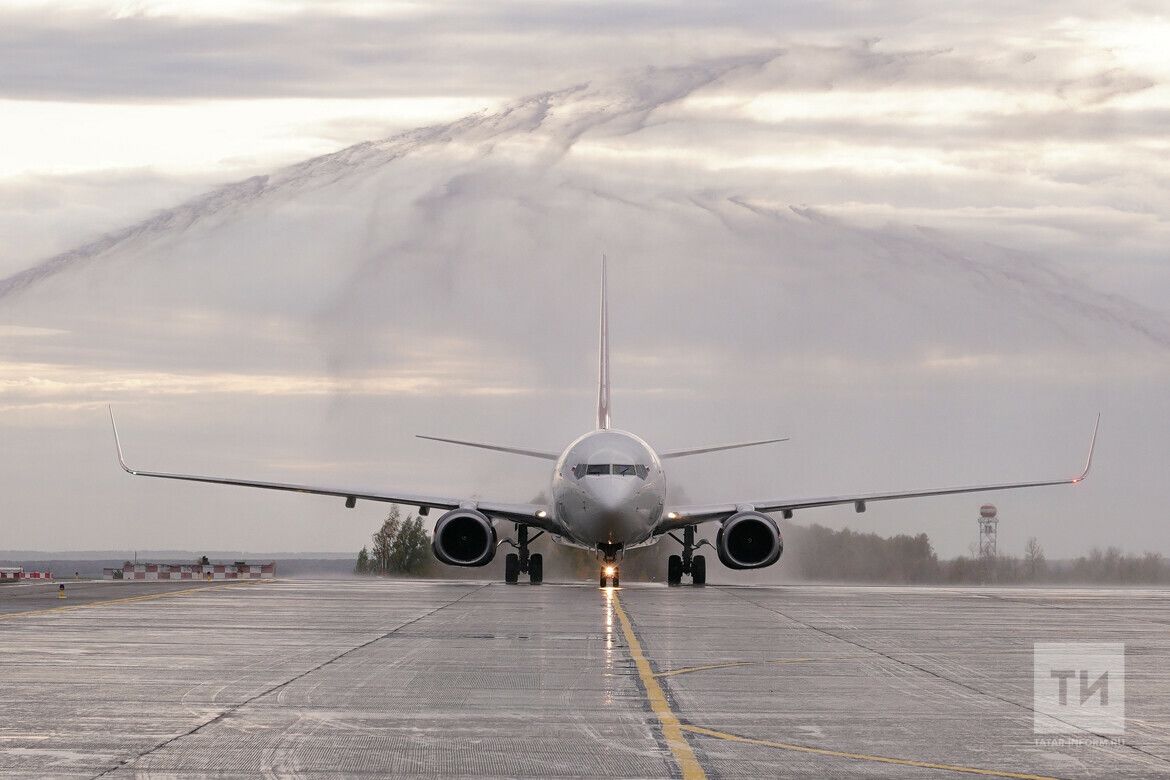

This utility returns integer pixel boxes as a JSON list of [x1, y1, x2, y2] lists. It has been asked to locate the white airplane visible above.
[[111, 258, 1097, 587]]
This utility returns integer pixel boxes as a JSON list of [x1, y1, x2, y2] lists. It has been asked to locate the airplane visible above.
[[110, 257, 1098, 587]]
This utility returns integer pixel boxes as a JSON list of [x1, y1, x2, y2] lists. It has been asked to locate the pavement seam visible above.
[[679, 724, 1061, 780], [654, 655, 871, 678], [722, 586, 1170, 770], [90, 582, 490, 779]]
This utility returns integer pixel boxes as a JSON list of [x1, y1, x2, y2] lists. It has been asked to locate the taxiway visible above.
[[0, 579, 1167, 778]]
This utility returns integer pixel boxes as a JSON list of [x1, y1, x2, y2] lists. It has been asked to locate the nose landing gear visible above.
[[600, 564, 619, 588], [666, 525, 709, 586], [502, 524, 544, 584]]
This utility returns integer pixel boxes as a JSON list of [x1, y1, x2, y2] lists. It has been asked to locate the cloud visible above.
[[0, 2, 1160, 102], [0, 11, 1168, 557]]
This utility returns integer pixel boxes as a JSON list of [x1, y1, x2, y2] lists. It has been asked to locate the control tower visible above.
[[978, 504, 998, 559]]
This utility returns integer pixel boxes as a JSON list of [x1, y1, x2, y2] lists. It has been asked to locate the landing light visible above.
[[536, 510, 547, 518], [604, 565, 616, 576], [667, 512, 678, 520]]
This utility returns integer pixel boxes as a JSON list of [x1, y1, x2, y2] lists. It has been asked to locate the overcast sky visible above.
[[1, 1, 1168, 562]]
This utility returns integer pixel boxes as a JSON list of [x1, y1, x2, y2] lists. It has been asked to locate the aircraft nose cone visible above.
[[589, 477, 636, 511]]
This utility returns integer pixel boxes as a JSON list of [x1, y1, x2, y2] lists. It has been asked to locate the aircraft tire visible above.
[[667, 555, 683, 585], [505, 553, 519, 584], [529, 553, 543, 584], [692, 555, 706, 586]]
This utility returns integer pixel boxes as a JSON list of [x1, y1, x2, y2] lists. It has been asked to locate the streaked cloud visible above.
[[0, 2, 1166, 558]]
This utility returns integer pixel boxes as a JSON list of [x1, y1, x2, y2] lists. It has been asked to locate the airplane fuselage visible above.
[[551, 429, 665, 558]]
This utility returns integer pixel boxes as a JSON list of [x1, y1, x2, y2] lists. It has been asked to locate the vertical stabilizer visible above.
[[597, 255, 611, 430]]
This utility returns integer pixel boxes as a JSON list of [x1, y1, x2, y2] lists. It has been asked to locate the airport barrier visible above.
[[102, 563, 275, 581], [0, 568, 53, 581]]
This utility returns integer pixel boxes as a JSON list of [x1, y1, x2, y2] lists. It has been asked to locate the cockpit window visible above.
[[571, 463, 649, 479]]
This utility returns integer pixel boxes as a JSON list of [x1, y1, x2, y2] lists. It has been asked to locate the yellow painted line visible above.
[[611, 591, 707, 780], [0, 581, 263, 621], [680, 724, 1060, 780]]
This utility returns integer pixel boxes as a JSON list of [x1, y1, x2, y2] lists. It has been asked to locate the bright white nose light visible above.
[[604, 566, 616, 576]]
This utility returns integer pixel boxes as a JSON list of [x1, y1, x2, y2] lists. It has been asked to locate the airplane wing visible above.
[[109, 410, 561, 533], [658, 416, 1098, 533]]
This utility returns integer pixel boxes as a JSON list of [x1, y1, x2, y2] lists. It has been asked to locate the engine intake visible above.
[[716, 511, 783, 570], [432, 509, 497, 567]]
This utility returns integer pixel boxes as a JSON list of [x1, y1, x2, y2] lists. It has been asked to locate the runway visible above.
[[0, 579, 1167, 778]]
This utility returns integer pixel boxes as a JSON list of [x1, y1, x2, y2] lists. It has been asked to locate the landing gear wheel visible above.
[[600, 571, 608, 588], [529, 553, 543, 584], [505, 553, 519, 584], [692, 554, 706, 586], [612, 572, 620, 588], [667, 555, 683, 585]]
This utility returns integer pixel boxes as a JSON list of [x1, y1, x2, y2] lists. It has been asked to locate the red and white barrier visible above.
[[0, 568, 53, 581]]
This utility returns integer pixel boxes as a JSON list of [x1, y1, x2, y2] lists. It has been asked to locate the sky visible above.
[[1, 1, 1168, 562]]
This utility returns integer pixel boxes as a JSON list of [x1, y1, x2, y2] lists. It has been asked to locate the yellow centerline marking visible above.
[[611, 590, 707, 780], [0, 581, 264, 621], [614, 593, 1058, 780], [680, 725, 1061, 780]]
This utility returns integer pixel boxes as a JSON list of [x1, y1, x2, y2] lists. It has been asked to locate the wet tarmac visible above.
[[0, 579, 1167, 778]]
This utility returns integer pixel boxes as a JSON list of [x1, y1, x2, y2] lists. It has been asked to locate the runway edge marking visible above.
[[680, 723, 1060, 779], [611, 590, 707, 780]]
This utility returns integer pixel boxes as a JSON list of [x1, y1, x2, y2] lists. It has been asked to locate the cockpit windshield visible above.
[[572, 463, 649, 479]]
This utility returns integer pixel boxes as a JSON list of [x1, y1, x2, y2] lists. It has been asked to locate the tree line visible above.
[[354, 506, 430, 576], [784, 522, 1170, 585], [353, 506, 1170, 584]]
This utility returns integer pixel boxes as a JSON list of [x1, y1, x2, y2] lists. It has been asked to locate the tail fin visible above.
[[597, 254, 611, 430]]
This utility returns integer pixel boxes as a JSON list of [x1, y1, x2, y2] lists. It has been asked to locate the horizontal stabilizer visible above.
[[415, 435, 559, 461], [661, 437, 789, 459]]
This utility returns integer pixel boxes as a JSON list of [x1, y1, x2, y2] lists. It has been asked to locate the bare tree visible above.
[[1024, 536, 1046, 580]]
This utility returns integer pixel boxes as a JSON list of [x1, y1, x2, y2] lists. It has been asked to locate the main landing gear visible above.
[[503, 524, 543, 584], [667, 525, 709, 586]]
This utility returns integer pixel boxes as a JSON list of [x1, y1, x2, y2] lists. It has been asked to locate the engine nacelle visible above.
[[716, 511, 783, 570], [431, 509, 497, 567]]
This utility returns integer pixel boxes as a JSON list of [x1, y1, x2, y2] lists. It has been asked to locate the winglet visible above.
[[1072, 413, 1100, 483], [108, 406, 135, 475]]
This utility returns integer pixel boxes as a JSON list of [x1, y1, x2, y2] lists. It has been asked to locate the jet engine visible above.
[[431, 509, 497, 567], [716, 511, 783, 570]]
